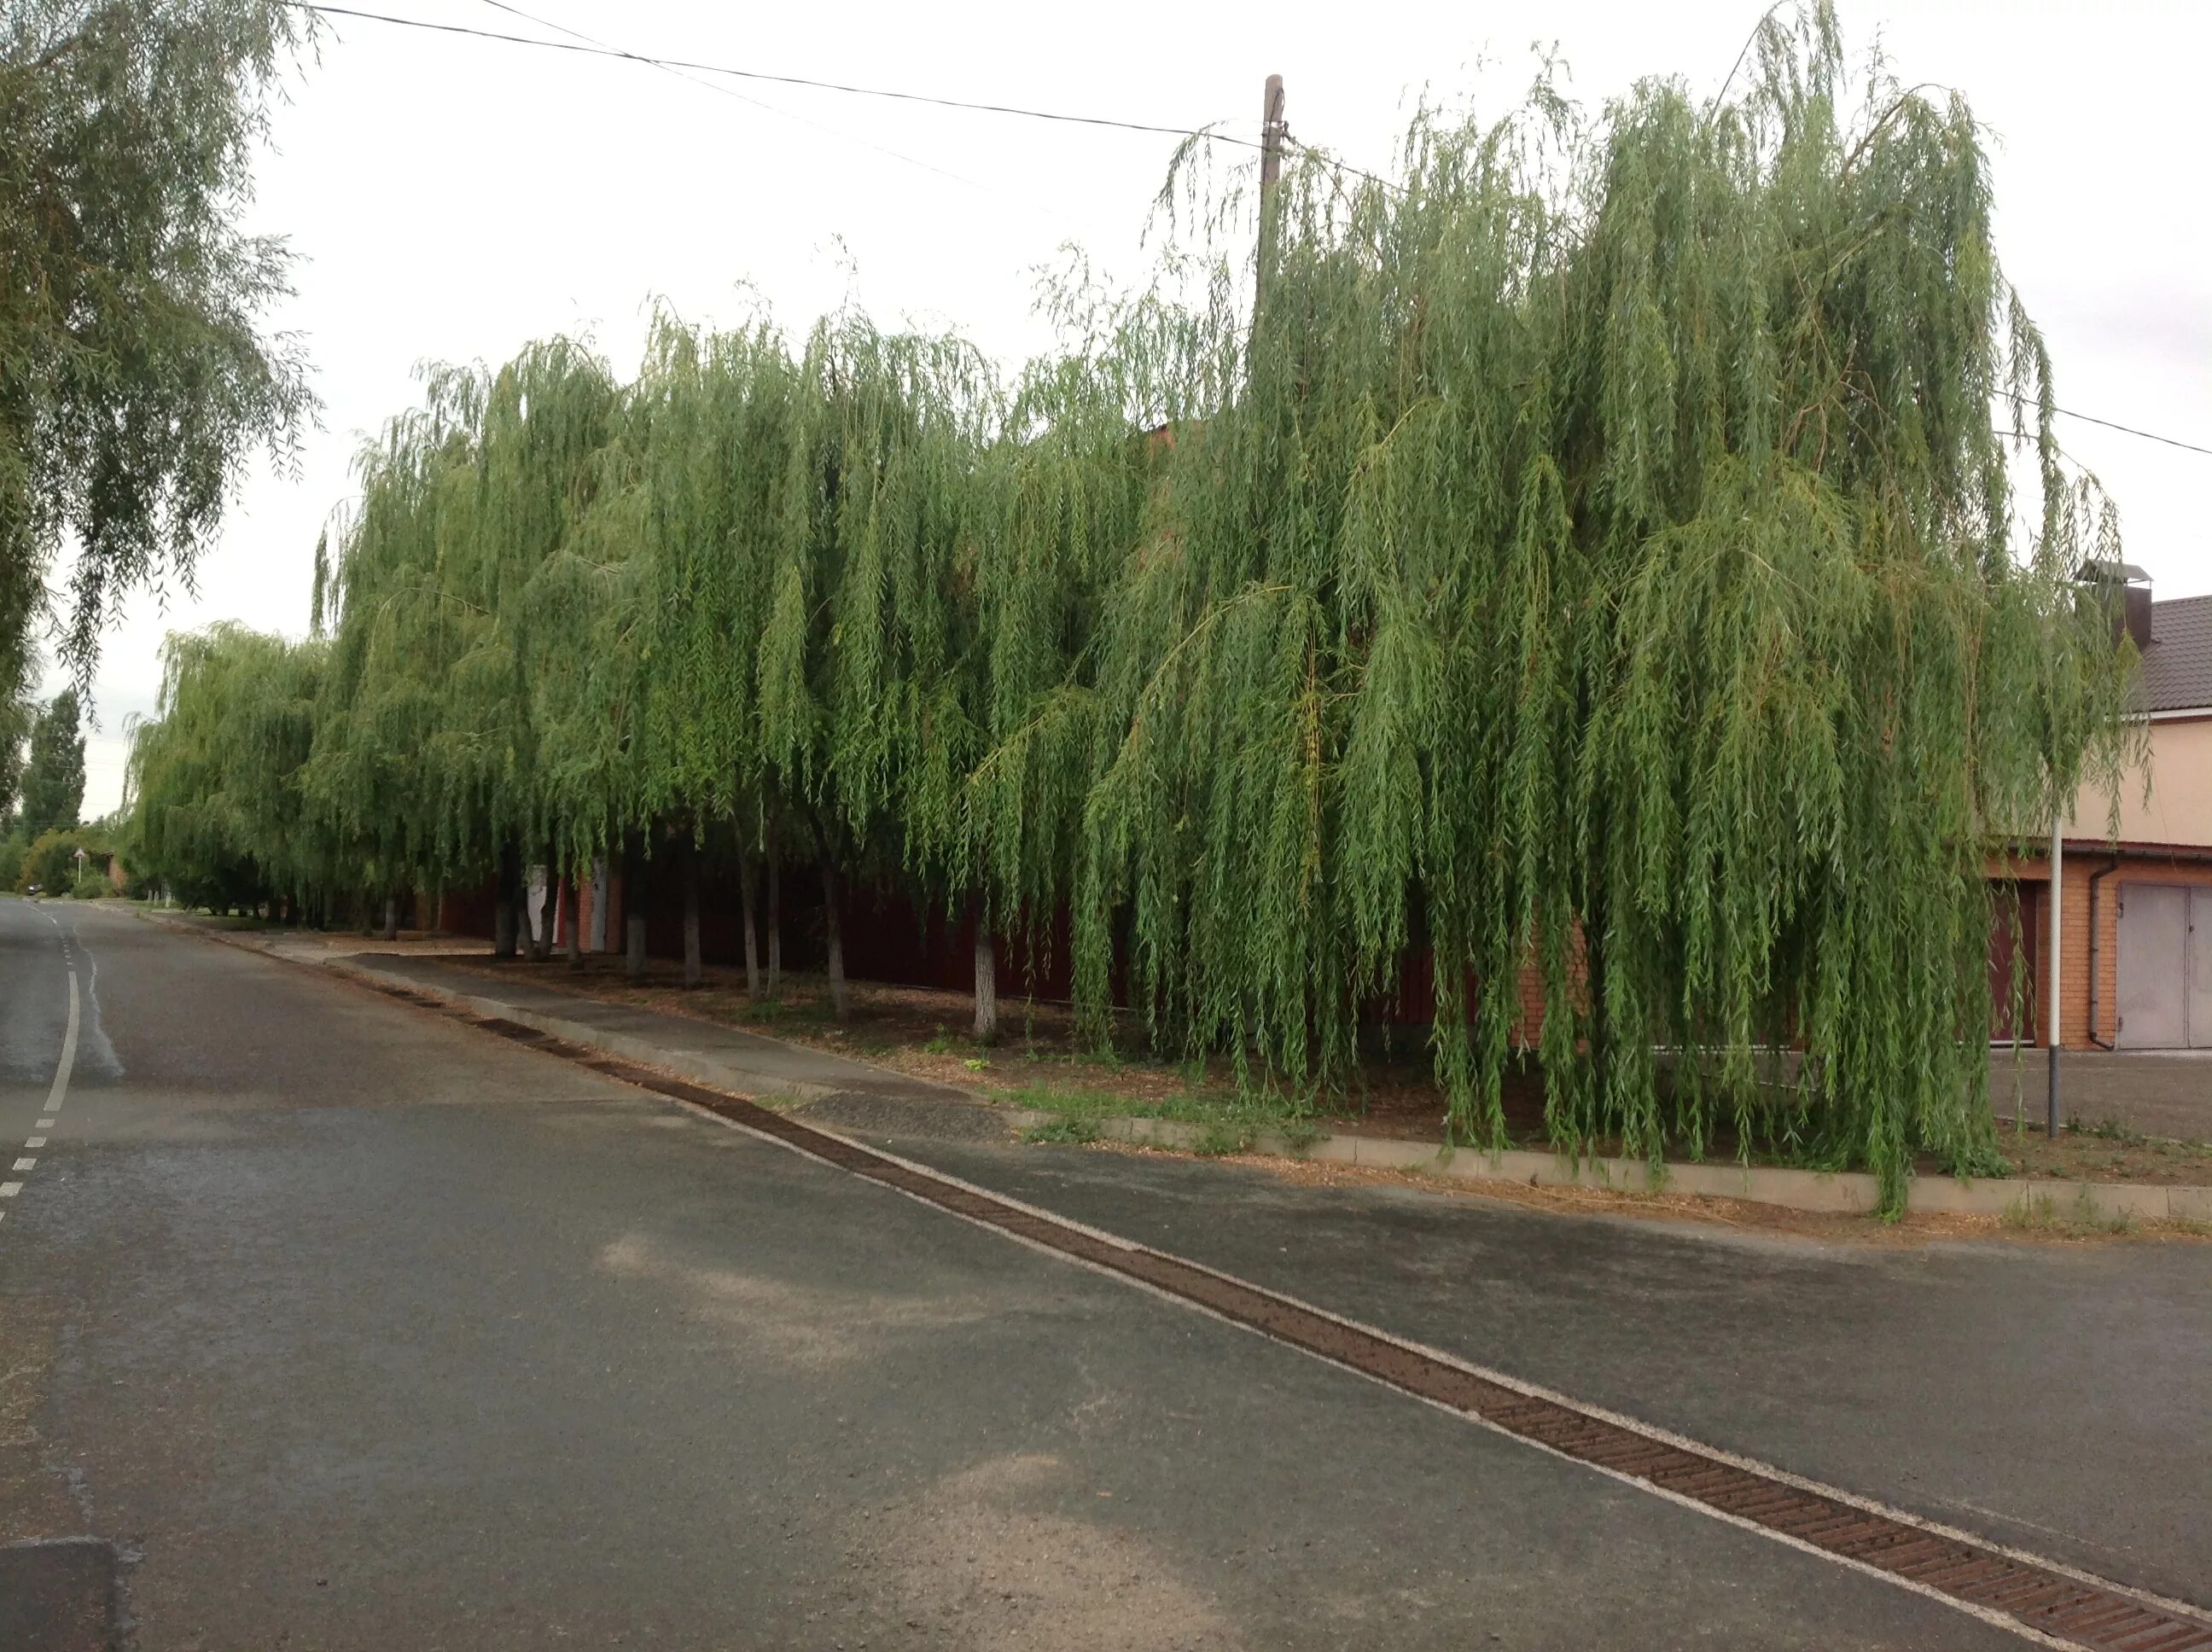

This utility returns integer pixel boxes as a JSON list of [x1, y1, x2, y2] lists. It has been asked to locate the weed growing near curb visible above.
[[1192, 1120, 1255, 1157], [2000, 1188, 2138, 1237], [2069, 1115, 2145, 1146]]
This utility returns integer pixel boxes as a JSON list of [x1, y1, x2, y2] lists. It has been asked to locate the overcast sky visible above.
[[53, 0, 2212, 817]]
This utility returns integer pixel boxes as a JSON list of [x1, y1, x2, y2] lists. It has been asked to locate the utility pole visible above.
[[1254, 73, 1287, 325]]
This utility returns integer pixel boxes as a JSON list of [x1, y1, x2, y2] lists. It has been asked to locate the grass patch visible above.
[[1190, 1119, 1254, 1157], [2069, 1115, 2145, 1146], [1003, 1079, 1319, 1159], [2000, 1187, 2138, 1237]]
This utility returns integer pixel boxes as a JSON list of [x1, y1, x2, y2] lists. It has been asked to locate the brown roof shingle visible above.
[[2143, 593, 2212, 713]]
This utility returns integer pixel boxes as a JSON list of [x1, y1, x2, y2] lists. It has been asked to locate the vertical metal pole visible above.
[[2047, 818, 2064, 1138]]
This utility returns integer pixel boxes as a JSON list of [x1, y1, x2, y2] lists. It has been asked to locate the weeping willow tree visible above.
[[138, 2, 2132, 1210], [613, 312, 802, 990], [1069, 2, 2131, 1202], [127, 622, 330, 911], [311, 340, 618, 955], [946, 283, 1194, 1038], [306, 374, 476, 935]]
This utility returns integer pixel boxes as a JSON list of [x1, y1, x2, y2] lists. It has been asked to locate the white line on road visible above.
[[2, 936, 84, 1226], [46, 965, 79, 1117]]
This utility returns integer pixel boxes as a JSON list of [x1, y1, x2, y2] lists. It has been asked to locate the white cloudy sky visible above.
[[54, 0, 2212, 817]]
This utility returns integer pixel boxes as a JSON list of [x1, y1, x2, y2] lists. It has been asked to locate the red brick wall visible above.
[[434, 852, 2212, 1051], [1997, 847, 2212, 1047]]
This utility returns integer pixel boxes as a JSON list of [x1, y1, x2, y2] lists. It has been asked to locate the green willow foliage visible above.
[[2, 1, 314, 685], [131, 7, 2132, 1206], [127, 621, 327, 908]]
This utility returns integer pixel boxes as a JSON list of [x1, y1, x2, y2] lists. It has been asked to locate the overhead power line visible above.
[[282, 3, 1268, 152], [282, 4, 2207, 462], [1994, 390, 2212, 459], [468, 0, 1007, 204], [293, 3, 1407, 195]]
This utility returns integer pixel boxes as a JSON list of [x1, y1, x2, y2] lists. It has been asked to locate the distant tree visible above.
[[0, 1, 316, 688], [18, 689, 84, 835], [126, 623, 327, 913], [17, 825, 89, 894]]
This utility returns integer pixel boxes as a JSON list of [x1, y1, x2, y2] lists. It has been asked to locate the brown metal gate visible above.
[[1987, 882, 2036, 1045]]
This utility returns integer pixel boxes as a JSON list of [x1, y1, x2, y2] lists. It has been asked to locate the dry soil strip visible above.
[[244, 949, 2212, 1652]]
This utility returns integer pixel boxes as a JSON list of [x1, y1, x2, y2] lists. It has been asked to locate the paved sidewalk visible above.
[[350, 952, 993, 1125], [1988, 1049, 2212, 1145]]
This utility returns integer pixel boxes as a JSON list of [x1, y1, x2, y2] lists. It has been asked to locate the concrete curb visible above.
[[1087, 1115, 2212, 1224], [134, 908, 2212, 1226], [349, 973, 857, 1104]]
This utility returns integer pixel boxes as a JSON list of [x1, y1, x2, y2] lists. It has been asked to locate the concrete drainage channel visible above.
[[353, 971, 2212, 1652]]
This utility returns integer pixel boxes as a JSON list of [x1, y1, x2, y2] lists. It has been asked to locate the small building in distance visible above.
[[2005, 571, 2212, 1050]]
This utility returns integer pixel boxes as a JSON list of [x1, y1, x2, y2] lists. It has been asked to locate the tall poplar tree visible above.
[[19, 687, 85, 835]]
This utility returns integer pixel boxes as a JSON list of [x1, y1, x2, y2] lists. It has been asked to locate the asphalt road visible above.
[[0, 900, 2203, 1649]]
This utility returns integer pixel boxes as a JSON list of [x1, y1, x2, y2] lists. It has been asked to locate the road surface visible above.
[[1, 899, 2205, 1649]]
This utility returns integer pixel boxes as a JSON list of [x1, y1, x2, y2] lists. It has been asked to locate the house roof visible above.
[[2144, 594, 2212, 713]]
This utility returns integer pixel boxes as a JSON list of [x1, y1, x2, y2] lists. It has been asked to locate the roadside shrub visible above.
[[18, 829, 91, 894]]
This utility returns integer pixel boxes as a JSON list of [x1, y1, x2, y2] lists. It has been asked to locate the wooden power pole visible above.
[[1254, 73, 1287, 323]]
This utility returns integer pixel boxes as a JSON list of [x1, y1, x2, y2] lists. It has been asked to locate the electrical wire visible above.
[[1995, 390, 2212, 459], [283, 4, 2209, 463], [282, 3, 1267, 153], [466, 0, 1062, 212]]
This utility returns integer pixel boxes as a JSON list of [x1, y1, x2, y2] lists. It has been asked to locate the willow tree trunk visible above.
[[765, 818, 782, 1003], [735, 834, 761, 1000], [820, 858, 848, 1022], [494, 841, 521, 959], [681, 835, 703, 990], [623, 829, 649, 983], [381, 892, 399, 941], [527, 842, 555, 963], [565, 870, 583, 968], [971, 897, 998, 1044]]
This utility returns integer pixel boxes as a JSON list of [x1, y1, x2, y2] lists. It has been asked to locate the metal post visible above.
[[2047, 818, 2063, 1138], [1254, 74, 1285, 325]]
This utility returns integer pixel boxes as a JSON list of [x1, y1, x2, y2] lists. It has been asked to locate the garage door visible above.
[[2192, 890, 2212, 1050], [2116, 885, 2211, 1049]]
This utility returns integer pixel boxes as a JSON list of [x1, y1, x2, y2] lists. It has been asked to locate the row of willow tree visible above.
[[126, 8, 2133, 1202]]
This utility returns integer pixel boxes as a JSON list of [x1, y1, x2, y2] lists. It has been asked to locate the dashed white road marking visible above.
[[2, 924, 83, 1226]]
